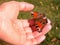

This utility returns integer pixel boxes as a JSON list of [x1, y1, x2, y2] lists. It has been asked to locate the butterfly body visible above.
[[28, 11, 48, 32]]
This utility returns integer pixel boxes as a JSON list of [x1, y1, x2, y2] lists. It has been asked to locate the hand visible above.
[[0, 1, 52, 45]]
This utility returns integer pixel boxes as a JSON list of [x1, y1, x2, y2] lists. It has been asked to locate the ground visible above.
[[0, 0, 60, 45]]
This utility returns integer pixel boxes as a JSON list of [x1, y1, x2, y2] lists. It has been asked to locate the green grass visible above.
[[0, 0, 60, 45]]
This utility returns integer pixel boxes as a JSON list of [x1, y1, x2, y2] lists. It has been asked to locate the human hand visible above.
[[0, 1, 52, 45]]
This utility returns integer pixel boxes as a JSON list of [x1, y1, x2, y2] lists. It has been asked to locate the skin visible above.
[[0, 1, 52, 45]]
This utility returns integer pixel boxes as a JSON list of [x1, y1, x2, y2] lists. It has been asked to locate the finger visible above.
[[35, 35, 46, 44], [31, 35, 46, 45], [21, 20, 34, 39], [40, 19, 52, 35], [33, 19, 52, 37], [40, 23, 52, 35], [0, 1, 34, 19], [47, 19, 51, 24], [33, 24, 51, 38]]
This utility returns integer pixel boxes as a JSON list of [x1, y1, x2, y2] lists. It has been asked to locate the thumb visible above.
[[0, 1, 34, 20], [19, 2, 34, 11]]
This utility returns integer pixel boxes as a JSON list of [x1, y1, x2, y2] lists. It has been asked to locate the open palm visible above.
[[0, 1, 52, 45]]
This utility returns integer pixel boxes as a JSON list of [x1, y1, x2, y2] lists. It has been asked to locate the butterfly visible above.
[[28, 11, 48, 33]]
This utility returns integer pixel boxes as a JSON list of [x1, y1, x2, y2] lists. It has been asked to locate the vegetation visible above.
[[0, 0, 60, 45]]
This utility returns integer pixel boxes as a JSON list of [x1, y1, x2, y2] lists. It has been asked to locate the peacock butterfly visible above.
[[28, 11, 48, 33]]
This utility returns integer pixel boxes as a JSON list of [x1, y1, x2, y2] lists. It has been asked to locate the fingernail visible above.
[[28, 4, 34, 10], [30, 4, 34, 8], [48, 25, 52, 30]]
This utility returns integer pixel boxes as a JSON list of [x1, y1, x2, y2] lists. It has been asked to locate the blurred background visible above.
[[0, 0, 60, 45]]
